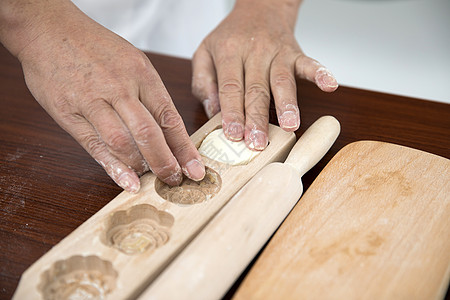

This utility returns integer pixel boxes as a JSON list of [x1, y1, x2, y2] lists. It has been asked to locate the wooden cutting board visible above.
[[234, 141, 450, 300]]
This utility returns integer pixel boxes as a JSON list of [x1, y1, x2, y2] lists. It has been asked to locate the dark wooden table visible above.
[[1, 44, 449, 299]]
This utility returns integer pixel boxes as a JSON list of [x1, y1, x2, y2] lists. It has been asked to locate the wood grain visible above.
[[234, 141, 450, 300], [0, 43, 449, 299], [12, 114, 295, 299], [140, 116, 339, 299]]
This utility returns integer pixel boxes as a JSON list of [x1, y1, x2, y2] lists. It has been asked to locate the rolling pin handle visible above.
[[284, 116, 340, 176]]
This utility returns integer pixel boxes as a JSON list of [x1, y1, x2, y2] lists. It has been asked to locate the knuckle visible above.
[[104, 132, 130, 151], [215, 54, 235, 67], [108, 90, 133, 107], [273, 73, 296, 88], [157, 106, 183, 130], [129, 50, 152, 70], [214, 39, 239, 63], [216, 38, 239, 52], [220, 79, 243, 95], [82, 98, 107, 115], [172, 140, 193, 157], [108, 96, 122, 108], [134, 123, 157, 142], [245, 83, 270, 101], [52, 97, 73, 116], [250, 38, 276, 53], [83, 135, 105, 157], [120, 50, 155, 80]]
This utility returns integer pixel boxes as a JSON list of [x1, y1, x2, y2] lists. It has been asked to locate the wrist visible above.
[[233, 0, 302, 29], [0, 0, 84, 59]]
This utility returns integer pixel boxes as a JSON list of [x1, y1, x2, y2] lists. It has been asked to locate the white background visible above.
[[75, 0, 450, 104]]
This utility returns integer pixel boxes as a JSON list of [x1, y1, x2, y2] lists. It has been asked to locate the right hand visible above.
[[15, 2, 205, 193], [191, 0, 338, 151]]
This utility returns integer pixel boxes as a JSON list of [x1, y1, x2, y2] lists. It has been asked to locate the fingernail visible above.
[[279, 110, 299, 130], [225, 122, 244, 141], [323, 75, 338, 88], [118, 173, 140, 193], [202, 99, 214, 119], [315, 67, 338, 90], [247, 129, 268, 151], [183, 159, 206, 181]]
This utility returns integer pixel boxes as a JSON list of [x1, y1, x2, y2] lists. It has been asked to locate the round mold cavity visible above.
[[105, 204, 174, 255], [155, 167, 221, 205], [39, 255, 117, 300]]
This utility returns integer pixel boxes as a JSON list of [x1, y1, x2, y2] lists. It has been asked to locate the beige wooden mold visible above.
[[141, 116, 340, 300], [13, 113, 296, 300]]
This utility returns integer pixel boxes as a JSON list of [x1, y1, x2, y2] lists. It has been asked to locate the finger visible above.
[[60, 114, 141, 193], [139, 78, 206, 181], [112, 96, 183, 186], [243, 56, 271, 151], [295, 55, 338, 92], [81, 98, 149, 175], [192, 45, 220, 119], [213, 51, 245, 142], [270, 53, 300, 131]]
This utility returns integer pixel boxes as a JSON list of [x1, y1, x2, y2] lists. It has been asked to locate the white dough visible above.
[[198, 129, 260, 166]]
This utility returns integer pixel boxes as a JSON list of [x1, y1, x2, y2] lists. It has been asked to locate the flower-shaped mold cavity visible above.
[[155, 167, 221, 205], [105, 204, 174, 255], [39, 255, 117, 300]]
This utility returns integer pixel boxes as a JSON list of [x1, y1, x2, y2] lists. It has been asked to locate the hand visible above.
[[14, 2, 205, 193], [192, 0, 338, 150]]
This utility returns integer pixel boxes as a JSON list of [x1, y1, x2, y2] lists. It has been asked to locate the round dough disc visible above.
[[198, 129, 260, 165]]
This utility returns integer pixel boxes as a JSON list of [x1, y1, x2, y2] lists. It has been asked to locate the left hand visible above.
[[191, 0, 338, 150]]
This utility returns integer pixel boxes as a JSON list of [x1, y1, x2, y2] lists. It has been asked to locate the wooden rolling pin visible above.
[[140, 116, 340, 299]]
